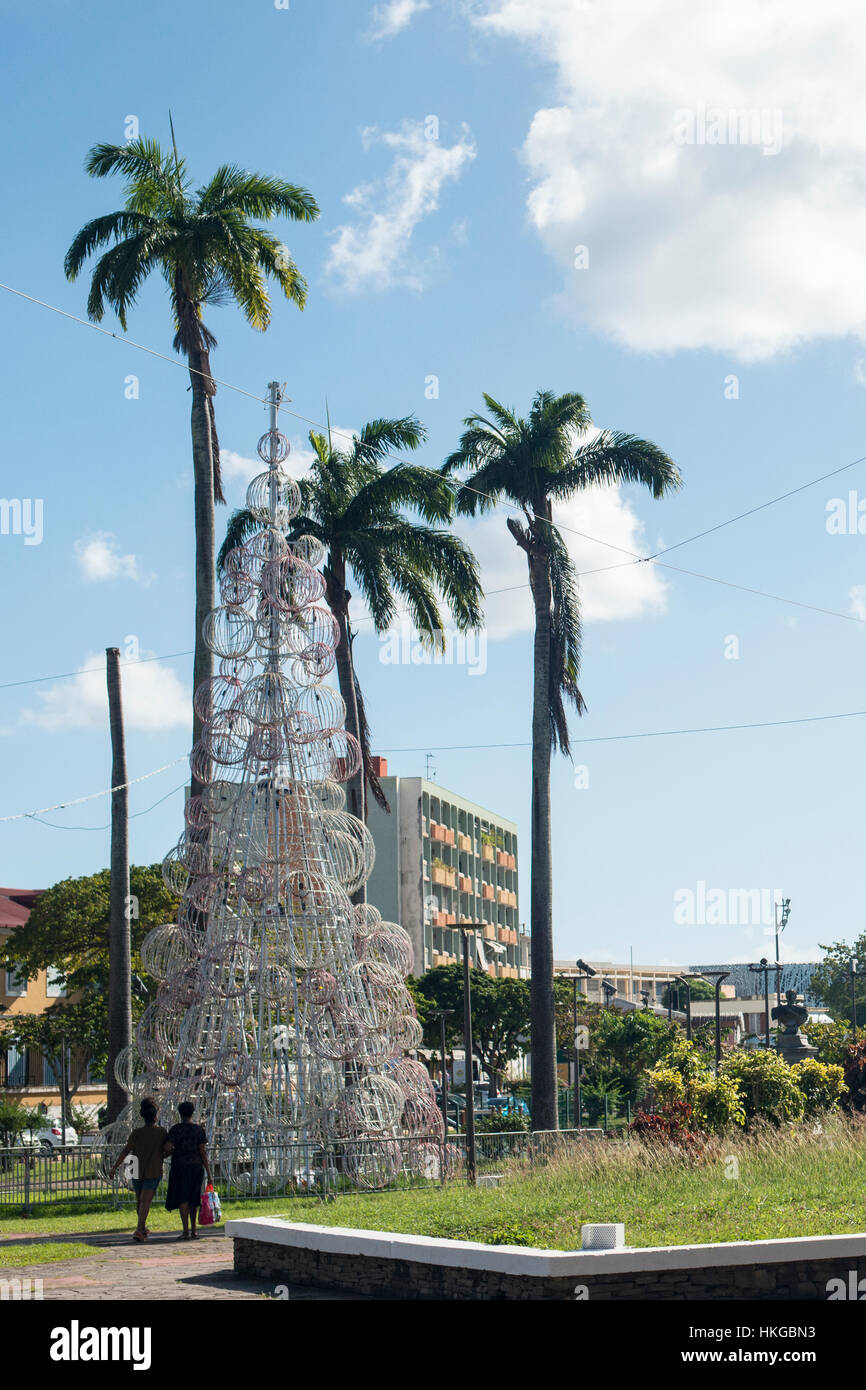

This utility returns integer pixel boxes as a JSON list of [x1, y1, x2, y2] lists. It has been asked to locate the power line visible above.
[[647, 454, 866, 559], [0, 757, 188, 824], [4, 280, 865, 635], [377, 705, 866, 753], [0, 649, 194, 693], [0, 283, 270, 405], [26, 780, 187, 831]]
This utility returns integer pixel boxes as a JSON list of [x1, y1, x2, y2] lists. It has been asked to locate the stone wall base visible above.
[[233, 1238, 866, 1301]]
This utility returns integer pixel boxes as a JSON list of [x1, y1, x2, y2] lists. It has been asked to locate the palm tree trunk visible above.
[[332, 603, 367, 904], [528, 549, 558, 1131], [188, 349, 215, 801]]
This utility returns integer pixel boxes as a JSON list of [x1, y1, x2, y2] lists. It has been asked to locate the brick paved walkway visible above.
[[0, 1228, 361, 1301]]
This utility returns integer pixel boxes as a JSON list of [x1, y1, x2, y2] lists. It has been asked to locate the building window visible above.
[[5, 966, 27, 997], [46, 967, 67, 998], [4, 1046, 28, 1086]]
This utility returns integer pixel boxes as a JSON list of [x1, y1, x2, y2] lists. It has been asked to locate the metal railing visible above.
[[0, 1128, 610, 1212]]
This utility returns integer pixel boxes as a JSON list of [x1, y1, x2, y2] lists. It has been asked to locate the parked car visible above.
[[36, 1123, 78, 1153]]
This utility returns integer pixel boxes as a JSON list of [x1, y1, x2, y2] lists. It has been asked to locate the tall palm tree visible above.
[[64, 134, 319, 796], [219, 416, 483, 840], [443, 390, 681, 1129]]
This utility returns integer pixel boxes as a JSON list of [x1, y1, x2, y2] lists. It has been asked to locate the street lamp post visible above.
[[674, 976, 693, 1040], [774, 898, 791, 1009], [433, 1009, 454, 1138], [749, 959, 772, 1049], [700, 972, 731, 1071], [851, 959, 859, 1038], [569, 959, 596, 1130]]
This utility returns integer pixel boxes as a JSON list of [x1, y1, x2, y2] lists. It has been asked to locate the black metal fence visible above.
[[0, 1128, 609, 1212]]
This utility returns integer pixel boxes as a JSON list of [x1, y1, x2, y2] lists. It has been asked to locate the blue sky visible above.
[[2, 0, 866, 974]]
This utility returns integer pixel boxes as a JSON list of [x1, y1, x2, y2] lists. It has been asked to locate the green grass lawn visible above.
[[2, 1118, 864, 1253], [0, 1195, 300, 1240], [280, 1117, 866, 1249], [0, 1242, 97, 1267]]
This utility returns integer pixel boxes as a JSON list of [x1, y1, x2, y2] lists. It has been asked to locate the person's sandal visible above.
[[133, 1231, 146, 1243]]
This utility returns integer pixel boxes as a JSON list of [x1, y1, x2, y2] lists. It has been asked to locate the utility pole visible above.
[[459, 926, 478, 1184], [106, 647, 131, 1126], [851, 958, 859, 1038]]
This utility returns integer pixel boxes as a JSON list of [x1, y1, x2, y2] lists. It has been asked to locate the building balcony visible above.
[[431, 865, 456, 888], [481, 883, 495, 901], [457, 832, 473, 853], [481, 844, 494, 863]]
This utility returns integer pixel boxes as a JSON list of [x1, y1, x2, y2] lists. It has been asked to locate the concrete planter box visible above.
[[226, 1217, 866, 1301]]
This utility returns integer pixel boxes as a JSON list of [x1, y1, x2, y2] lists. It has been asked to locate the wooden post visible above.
[[106, 647, 131, 1125]]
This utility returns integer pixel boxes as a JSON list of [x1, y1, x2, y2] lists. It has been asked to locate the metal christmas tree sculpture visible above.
[[108, 386, 442, 1190]]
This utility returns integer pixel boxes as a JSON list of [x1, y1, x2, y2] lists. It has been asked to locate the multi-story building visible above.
[[0, 886, 107, 1117], [366, 767, 528, 981], [555, 960, 687, 1008]]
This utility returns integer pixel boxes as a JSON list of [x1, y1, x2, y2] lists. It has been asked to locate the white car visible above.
[[36, 1124, 78, 1153]]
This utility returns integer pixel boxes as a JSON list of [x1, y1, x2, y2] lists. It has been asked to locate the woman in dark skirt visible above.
[[164, 1100, 213, 1240]]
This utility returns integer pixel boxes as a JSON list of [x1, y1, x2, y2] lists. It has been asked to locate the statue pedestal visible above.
[[776, 1034, 818, 1063]]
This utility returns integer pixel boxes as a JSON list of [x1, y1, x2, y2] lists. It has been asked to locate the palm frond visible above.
[[196, 167, 319, 222], [551, 430, 682, 499]]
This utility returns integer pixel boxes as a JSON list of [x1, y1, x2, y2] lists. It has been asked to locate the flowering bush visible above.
[[647, 1043, 746, 1132], [720, 1049, 805, 1125], [791, 1059, 845, 1117]]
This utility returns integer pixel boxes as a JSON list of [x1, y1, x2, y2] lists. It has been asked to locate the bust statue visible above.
[[771, 989, 817, 1060], [771, 988, 809, 1034]]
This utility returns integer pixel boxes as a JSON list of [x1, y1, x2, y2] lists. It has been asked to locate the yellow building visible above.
[[0, 887, 107, 1118]]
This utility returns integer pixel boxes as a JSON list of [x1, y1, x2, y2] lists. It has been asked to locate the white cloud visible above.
[[849, 585, 866, 621], [74, 533, 151, 585], [221, 450, 262, 489], [368, 0, 430, 39], [21, 653, 190, 733], [470, 0, 866, 361], [461, 485, 669, 639], [327, 121, 476, 292]]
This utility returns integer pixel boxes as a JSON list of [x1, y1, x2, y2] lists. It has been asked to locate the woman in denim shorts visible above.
[[110, 1097, 168, 1242]]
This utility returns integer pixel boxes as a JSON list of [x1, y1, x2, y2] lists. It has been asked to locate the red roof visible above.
[[0, 888, 44, 929]]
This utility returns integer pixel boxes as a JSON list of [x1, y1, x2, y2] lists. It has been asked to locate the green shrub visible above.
[[790, 1059, 845, 1117], [647, 1053, 745, 1132], [474, 1111, 528, 1133], [720, 1049, 805, 1125], [690, 1072, 746, 1131]]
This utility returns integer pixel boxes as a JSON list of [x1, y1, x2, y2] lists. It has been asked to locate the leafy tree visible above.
[[660, 977, 715, 1009], [810, 934, 866, 1027], [589, 1007, 680, 1104], [443, 390, 680, 1127], [65, 135, 319, 796], [0, 866, 178, 1085], [0, 1097, 41, 1147], [220, 420, 482, 828], [414, 965, 530, 1097]]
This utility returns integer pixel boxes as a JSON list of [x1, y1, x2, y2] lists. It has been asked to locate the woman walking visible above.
[[109, 1097, 168, 1243], [164, 1100, 213, 1240]]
